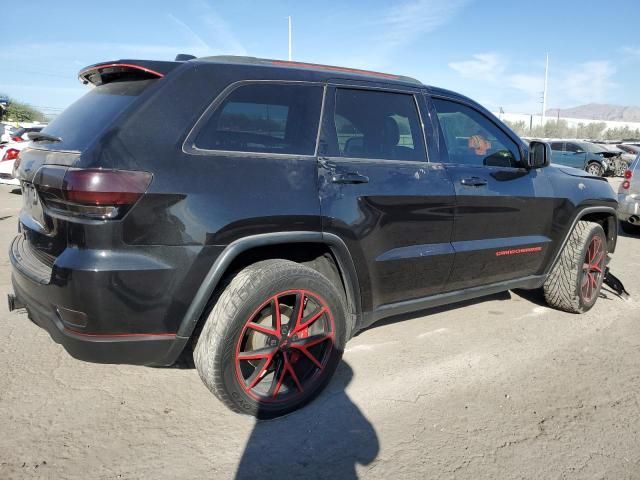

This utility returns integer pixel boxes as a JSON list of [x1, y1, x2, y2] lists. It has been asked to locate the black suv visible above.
[[9, 56, 619, 418]]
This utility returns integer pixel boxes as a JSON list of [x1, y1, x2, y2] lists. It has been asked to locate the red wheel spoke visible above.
[[271, 358, 287, 397], [247, 322, 278, 336], [237, 289, 335, 403], [246, 355, 275, 389], [292, 332, 333, 349], [237, 345, 277, 361], [292, 344, 324, 369], [271, 297, 282, 335], [294, 306, 328, 334], [288, 292, 305, 333], [284, 353, 303, 392]]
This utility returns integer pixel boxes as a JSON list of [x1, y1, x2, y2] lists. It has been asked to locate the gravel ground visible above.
[[1, 179, 639, 479]]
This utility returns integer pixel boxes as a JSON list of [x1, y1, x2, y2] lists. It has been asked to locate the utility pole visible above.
[[288, 16, 292, 61], [541, 53, 549, 127]]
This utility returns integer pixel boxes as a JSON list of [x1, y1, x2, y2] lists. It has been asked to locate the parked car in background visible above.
[[0, 139, 27, 186], [618, 154, 640, 234], [594, 143, 634, 177], [549, 140, 611, 176], [1, 123, 16, 143], [617, 144, 640, 156], [5, 126, 45, 143]]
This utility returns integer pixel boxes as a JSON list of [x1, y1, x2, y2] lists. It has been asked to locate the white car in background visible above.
[[0, 141, 26, 186]]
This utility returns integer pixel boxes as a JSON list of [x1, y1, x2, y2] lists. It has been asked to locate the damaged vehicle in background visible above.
[[548, 140, 615, 176], [593, 142, 634, 177]]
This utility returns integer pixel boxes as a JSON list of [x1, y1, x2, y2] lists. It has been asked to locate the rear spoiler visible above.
[[78, 60, 180, 86]]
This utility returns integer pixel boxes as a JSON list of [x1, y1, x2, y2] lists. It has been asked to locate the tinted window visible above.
[[43, 80, 154, 151], [330, 88, 426, 161], [565, 143, 583, 153], [195, 83, 323, 155], [550, 142, 564, 151], [432, 98, 521, 168]]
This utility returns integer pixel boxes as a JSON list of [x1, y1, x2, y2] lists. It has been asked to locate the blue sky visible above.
[[2, 0, 640, 116]]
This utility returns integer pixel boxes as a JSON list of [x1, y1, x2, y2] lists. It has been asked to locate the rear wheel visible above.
[[543, 221, 607, 313], [586, 162, 603, 176], [620, 220, 640, 235], [194, 259, 346, 418]]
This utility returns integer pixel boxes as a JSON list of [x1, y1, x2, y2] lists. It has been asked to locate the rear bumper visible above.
[[11, 272, 188, 365], [9, 234, 197, 366], [618, 193, 640, 221]]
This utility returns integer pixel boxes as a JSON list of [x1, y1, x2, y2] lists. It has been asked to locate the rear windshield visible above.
[[41, 80, 154, 151]]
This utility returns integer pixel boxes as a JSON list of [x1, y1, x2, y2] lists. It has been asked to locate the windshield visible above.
[[42, 79, 155, 151]]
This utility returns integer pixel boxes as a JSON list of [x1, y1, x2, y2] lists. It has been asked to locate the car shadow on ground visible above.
[[234, 361, 379, 479]]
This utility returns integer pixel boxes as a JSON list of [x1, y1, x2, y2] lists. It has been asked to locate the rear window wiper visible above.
[[27, 132, 62, 143]]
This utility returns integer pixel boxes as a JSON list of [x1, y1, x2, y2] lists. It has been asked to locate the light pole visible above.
[[288, 16, 292, 61], [541, 53, 549, 127]]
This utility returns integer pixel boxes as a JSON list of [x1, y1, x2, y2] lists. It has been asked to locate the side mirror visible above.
[[528, 141, 551, 168]]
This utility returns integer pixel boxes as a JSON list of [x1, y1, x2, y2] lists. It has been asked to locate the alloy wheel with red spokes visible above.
[[234, 289, 335, 403], [581, 235, 606, 303]]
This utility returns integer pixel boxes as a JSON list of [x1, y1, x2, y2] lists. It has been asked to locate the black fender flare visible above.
[[175, 231, 362, 341], [545, 205, 618, 276]]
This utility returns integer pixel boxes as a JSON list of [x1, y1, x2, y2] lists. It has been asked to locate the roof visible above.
[[195, 55, 424, 87]]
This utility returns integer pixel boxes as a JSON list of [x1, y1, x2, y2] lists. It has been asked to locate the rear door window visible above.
[[565, 143, 583, 153], [194, 83, 323, 155], [329, 88, 426, 161]]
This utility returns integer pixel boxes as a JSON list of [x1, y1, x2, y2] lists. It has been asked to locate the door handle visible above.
[[331, 172, 369, 184], [460, 177, 488, 187]]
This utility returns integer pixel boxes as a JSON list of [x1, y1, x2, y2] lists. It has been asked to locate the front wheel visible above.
[[543, 221, 607, 313], [586, 162, 603, 176], [194, 259, 347, 418]]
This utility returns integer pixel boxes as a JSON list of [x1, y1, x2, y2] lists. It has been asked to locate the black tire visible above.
[[543, 221, 607, 313], [194, 259, 347, 418], [586, 162, 603, 176], [620, 220, 640, 235]]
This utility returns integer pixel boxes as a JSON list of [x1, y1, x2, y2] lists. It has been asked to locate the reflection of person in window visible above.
[[468, 131, 491, 156]]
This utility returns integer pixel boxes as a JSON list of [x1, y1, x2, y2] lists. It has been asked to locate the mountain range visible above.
[[546, 103, 640, 122]]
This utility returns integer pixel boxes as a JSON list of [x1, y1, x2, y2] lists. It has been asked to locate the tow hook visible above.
[[7, 293, 25, 312], [603, 268, 630, 299]]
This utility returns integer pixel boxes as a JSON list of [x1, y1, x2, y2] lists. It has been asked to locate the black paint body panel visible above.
[[10, 58, 618, 365]]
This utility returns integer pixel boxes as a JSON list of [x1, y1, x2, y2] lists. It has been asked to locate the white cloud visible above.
[[448, 53, 617, 112], [314, 0, 470, 70], [448, 53, 505, 81], [560, 61, 616, 104]]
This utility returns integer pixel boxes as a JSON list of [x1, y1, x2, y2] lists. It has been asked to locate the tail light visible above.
[[2, 148, 19, 161], [35, 167, 152, 219], [622, 169, 632, 190], [11, 136, 23, 142]]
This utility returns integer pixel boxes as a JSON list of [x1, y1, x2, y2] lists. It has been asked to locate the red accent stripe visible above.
[[270, 60, 400, 80], [64, 328, 175, 338], [79, 63, 165, 79], [495, 246, 543, 257]]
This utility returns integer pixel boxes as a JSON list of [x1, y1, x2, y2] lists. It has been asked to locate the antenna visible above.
[[541, 53, 549, 126], [288, 16, 292, 61]]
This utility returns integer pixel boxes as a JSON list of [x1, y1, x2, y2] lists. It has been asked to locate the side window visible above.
[[565, 143, 583, 153], [432, 98, 521, 168], [195, 83, 323, 155], [550, 142, 564, 152], [331, 88, 426, 161]]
